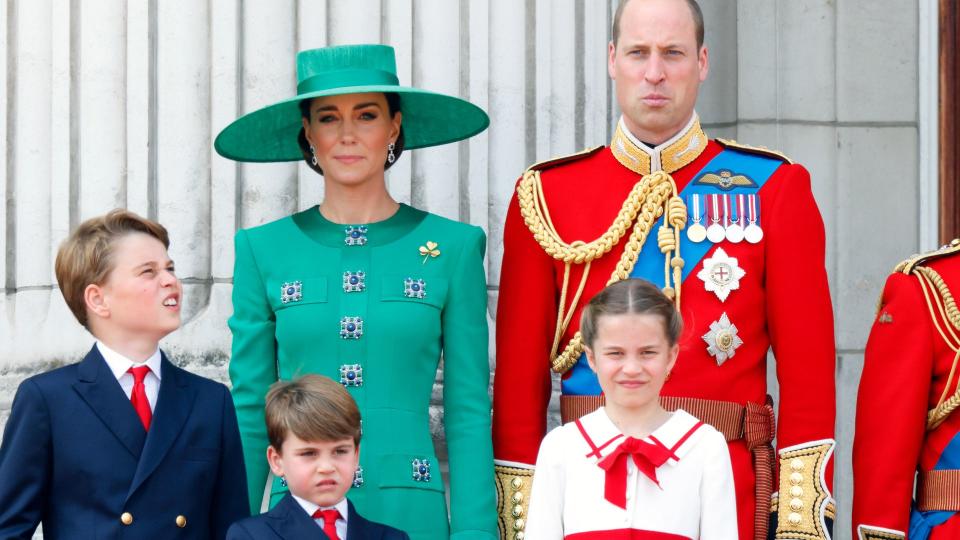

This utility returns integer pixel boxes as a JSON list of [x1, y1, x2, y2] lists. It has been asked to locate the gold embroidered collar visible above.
[[610, 113, 708, 175]]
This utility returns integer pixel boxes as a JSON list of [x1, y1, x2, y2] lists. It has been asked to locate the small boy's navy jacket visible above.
[[226, 493, 410, 540], [0, 345, 249, 539]]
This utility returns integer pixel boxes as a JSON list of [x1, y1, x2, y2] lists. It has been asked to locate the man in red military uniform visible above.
[[853, 239, 960, 540], [492, 1, 837, 539]]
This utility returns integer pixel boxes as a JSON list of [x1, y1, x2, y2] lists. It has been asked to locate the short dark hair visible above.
[[580, 279, 683, 349], [297, 92, 405, 176], [612, 0, 705, 49], [265, 375, 362, 450]]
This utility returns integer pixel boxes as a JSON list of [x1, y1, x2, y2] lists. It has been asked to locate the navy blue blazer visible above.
[[0, 345, 249, 539], [226, 494, 410, 540]]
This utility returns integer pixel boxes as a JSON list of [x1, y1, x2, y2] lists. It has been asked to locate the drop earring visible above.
[[280, 475, 288, 487], [310, 144, 318, 166], [387, 142, 396, 164]]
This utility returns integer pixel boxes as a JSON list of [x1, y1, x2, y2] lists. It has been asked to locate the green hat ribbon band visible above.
[[297, 69, 400, 95]]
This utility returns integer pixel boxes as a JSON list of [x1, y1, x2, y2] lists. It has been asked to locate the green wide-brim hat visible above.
[[214, 44, 490, 162]]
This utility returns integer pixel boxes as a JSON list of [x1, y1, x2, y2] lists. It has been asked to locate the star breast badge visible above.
[[702, 313, 743, 366], [697, 247, 746, 302]]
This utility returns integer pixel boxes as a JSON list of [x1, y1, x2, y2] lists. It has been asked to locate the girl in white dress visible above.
[[524, 279, 738, 539]]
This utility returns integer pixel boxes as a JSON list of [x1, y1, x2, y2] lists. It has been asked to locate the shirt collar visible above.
[[96, 340, 162, 381], [610, 112, 708, 175], [580, 407, 703, 465], [291, 494, 349, 524]]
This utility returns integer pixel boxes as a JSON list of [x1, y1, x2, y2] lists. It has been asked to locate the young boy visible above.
[[0, 209, 248, 539], [226, 375, 409, 540]]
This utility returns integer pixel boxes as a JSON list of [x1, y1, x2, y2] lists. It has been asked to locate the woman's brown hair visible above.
[[580, 279, 683, 348]]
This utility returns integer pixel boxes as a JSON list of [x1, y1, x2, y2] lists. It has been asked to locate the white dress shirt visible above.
[[292, 494, 349, 539], [96, 341, 162, 411]]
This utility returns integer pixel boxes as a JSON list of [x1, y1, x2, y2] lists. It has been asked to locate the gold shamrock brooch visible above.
[[419, 241, 440, 264]]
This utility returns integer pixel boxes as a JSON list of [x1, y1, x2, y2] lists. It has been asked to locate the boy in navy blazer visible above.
[[0, 209, 248, 539], [227, 375, 408, 540]]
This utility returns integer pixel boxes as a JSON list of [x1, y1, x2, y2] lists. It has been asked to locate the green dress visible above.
[[228, 203, 497, 540]]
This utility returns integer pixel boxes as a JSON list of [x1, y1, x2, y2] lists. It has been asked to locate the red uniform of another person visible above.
[[853, 239, 960, 540], [492, 115, 837, 540]]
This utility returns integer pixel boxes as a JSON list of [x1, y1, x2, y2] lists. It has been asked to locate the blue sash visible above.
[[562, 149, 782, 395], [909, 433, 960, 539]]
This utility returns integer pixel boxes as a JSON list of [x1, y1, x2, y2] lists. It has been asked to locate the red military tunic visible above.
[[853, 240, 960, 540], [493, 115, 836, 540]]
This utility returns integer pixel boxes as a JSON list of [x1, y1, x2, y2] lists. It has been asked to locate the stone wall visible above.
[[0, 1, 935, 538]]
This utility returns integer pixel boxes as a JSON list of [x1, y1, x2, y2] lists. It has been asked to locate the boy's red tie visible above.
[[128, 366, 152, 430], [312, 508, 342, 540]]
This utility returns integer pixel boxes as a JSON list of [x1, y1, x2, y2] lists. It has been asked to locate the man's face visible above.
[[608, 0, 708, 145]]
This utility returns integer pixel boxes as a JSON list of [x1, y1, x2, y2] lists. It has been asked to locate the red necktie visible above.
[[128, 366, 152, 430], [596, 436, 673, 509], [312, 508, 342, 540]]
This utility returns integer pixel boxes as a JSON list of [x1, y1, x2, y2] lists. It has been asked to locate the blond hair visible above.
[[265, 375, 362, 450], [54, 209, 170, 328]]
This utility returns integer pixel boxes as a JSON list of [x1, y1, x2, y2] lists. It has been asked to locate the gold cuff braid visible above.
[[516, 168, 686, 374], [494, 465, 535, 540], [774, 441, 835, 540], [856, 525, 905, 540]]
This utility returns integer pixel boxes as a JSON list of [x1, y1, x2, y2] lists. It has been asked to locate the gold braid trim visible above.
[[516, 169, 686, 374], [494, 465, 535, 540], [856, 525, 905, 540], [775, 440, 835, 540], [895, 238, 960, 275], [914, 265, 960, 430]]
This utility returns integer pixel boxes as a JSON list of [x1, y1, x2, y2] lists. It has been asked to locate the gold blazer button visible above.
[[120, 512, 133, 525], [176, 515, 187, 528]]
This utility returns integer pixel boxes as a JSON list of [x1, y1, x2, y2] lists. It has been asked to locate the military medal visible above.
[[706, 194, 726, 243], [702, 313, 743, 366], [725, 194, 745, 243], [697, 247, 745, 302], [686, 194, 707, 243], [744, 194, 763, 244]]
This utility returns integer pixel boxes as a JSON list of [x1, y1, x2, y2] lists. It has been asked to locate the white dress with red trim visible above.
[[525, 408, 737, 540]]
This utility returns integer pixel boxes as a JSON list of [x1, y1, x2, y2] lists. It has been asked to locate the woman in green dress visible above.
[[214, 44, 496, 540]]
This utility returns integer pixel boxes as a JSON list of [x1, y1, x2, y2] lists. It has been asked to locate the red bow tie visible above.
[[596, 436, 673, 509]]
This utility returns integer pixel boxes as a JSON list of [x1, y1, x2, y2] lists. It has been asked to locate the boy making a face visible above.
[[0, 209, 248, 539]]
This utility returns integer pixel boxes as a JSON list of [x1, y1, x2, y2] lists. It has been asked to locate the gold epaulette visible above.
[[525, 145, 605, 173], [896, 238, 960, 430], [894, 239, 960, 275], [716, 138, 793, 165]]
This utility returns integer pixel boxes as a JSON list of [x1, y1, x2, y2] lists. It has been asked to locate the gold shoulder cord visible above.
[[516, 168, 686, 373], [915, 265, 960, 429]]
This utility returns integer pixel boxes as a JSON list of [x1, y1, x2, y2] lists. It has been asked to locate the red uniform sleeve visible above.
[[852, 272, 933, 536], [492, 183, 557, 466], [764, 164, 837, 455]]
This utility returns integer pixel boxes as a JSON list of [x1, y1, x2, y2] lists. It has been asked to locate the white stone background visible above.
[[0, 1, 940, 538]]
